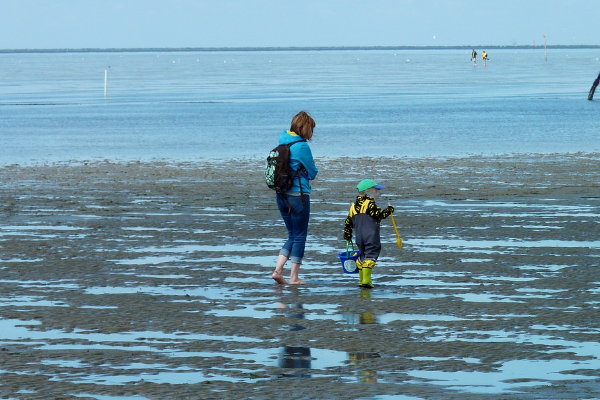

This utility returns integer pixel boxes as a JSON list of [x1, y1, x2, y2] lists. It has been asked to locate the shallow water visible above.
[[1, 48, 600, 165]]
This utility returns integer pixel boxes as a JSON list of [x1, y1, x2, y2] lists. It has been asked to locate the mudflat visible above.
[[1, 153, 599, 400]]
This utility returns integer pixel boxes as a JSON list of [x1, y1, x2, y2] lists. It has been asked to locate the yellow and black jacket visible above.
[[344, 196, 394, 260]]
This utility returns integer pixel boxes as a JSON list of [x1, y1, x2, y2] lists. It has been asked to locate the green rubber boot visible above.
[[356, 259, 364, 287], [361, 260, 375, 289]]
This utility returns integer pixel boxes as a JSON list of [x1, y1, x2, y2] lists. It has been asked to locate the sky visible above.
[[1, 0, 599, 49]]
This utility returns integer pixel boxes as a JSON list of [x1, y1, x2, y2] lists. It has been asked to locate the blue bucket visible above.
[[338, 249, 361, 274]]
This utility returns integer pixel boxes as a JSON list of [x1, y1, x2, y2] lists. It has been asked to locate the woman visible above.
[[272, 111, 318, 285]]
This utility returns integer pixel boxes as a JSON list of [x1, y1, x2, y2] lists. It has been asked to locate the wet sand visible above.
[[1, 153, 600, 400]]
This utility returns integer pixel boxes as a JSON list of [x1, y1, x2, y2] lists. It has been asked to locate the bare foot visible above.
[[272, 271, 287, 284], [288, 278, 306, 285]]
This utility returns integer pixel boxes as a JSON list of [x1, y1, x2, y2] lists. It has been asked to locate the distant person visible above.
[[271, 111, 318, 285], [471, 49, 477, 66], [343, 179, 394, 288], [482, 50, 488, 66]]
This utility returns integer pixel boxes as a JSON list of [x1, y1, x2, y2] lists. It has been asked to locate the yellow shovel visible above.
[[390, 213, 402, 249]]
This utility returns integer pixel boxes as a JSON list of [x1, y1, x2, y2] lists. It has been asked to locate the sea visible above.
[[1, 47, 599, 165]]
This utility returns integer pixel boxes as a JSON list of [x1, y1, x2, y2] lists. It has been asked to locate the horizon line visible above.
[[1, 44, 599, 54]]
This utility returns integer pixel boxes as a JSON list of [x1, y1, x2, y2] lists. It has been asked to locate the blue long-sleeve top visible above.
[[278, 130, 318, 194]]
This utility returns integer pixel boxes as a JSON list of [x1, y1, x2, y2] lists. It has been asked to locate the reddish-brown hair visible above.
[[290, 111, 315, 141]]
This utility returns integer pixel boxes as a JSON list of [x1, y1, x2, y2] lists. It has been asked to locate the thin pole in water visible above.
[[543, 34, 547, 61], [104, 69, 108, 99]]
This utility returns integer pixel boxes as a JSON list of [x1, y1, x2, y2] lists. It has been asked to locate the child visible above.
[[343, 179, 394, 288]]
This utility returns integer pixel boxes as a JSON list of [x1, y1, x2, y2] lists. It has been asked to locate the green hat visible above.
[[357, 179, 385, 192]]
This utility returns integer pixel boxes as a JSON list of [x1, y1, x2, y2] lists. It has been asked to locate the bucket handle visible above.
[[346, 241, 355, 258]]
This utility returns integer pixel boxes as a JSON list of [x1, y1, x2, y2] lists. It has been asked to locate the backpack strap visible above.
[[287, 139, 306, 204], [277, 139, 308, 210]]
